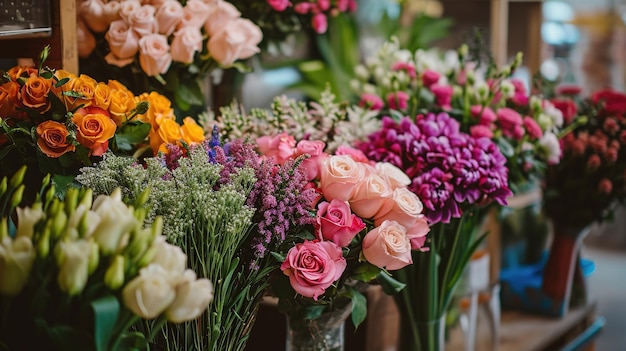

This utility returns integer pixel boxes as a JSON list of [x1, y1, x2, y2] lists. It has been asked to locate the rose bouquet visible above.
[[0, 167, 213, 351], [251, 132, 430, 349], [351, 38, 564, 193], [77, 0, 263, 114], [76, 129, 316, 350], [357, 112, 512, 350]]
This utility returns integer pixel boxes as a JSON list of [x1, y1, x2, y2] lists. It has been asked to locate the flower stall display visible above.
[[351, 38, 564, 194], [76, 130, 316, 351], [357, 112, 512, 350], [77, 0, 263, 115], [251, 132, 430, 351], [0, 167, 213, 351]]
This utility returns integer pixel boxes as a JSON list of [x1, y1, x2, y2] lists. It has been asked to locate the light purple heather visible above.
[[359, 113, 512, 224]]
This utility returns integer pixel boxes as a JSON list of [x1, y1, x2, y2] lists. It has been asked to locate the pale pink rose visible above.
[[180, 0, 211, 29], [138, 34, 172, 76], [155, 0, 184, 36], [294, 2, 311, 13], [104, 20, 140, 67], [362, 220, 412, 270], [280, 240, 346, 300], [256, 132, 296, 164], [470, 124, 494, 139], [77, 19, 96, 59], [102, 1, 122, 25], [374, 162, 411, 189], [119, 0, 142, 23], [317, 0, 331, 11], [170, 26, 203, 64], [147, 0, 176, 9], [78, 0, 108, 33], [349, 173, 393, 219], [311, 13, 328, 33], [207, 19, 262, 66], [405, 216, 430, 250], [316, 199, 365, 247], [204, 1, 241, 37], [295, 140, 328, 181], [374, 187, 424, 229], [130, 5, 158, 37], [267, 0, 291, 11], [470, 105, 497, 125], [320, 155, 368, 202], [335, 145, 370, 163]]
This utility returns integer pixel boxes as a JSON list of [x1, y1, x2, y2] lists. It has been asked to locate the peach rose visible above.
[[19, 73, 52, 114], [294, 140, 328, 181], [319, 155, 367, 202], [155, 0, 183, 36], [129, 4, 158, 37], [374, 162, 411, 189], [203, 1, 240, 37], [374, 187, 424, 229], [180, 117, 205, 144], [105, 20, 139, 67], [77, 18, 96, 59], [0, 81, 20, 118], [119, 0, 142, 23], [170, 26, 203, 64], [256, 132, 296, 164], [349, 173, 393, 219], [102, 0, 122, 23], [138, 34, 172, 76], [207, 18, 262, 66], [179, 0, 211, 29], [362, 220, 412, 270], [72, 106, 117, 156], [78, 0, 108, 33], [36, 120, 76, 158], [64, 74, 98, 111]]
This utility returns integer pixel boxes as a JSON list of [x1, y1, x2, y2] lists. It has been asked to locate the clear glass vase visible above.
[[285, 304, 352, 351], [398, 314, 446, 351]]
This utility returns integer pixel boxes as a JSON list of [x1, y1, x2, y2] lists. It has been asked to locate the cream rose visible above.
[[374, 187, 424, 228], [374, 162, 411, 189], [122, 264, 177, 319], [319, 155, 367, 202], [0, 236, 36, 296], [155, 0, 183, 36], [138, 34, 172, 76], [362, 220, 412, 270], [165, 270, 213, 323], [170, 26, 203, 64], [129, 4, 158, 37], [15, 205, 44, 239], [203, 1, 241, 37], [104, 20, 139, 67], [349, 173, 393, 219], [91, 190, 138, 255]]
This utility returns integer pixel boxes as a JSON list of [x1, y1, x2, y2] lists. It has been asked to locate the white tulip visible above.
[[0, 236, 36, 295], [149, 236, 187, 276], [91, 190, 138, 255]]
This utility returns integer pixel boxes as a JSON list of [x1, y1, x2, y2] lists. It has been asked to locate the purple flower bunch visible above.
[[358, 112, 512, 224]]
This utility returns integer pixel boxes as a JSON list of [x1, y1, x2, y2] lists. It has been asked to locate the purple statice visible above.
[[358, 112, 512, 224], [161, 143, 186, 171]]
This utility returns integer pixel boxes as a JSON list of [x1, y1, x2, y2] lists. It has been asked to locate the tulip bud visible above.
[[78, 188, 93, 210], [136, 188, 150, 208], [51, 211, 68, 240], [151, 216, 163, 240], [0, 236, 36, 296], [137, 245, 157, 269], [0, 218, 8, 241], [9, 166, 26, 189], [88, 240, 99, 274], [10, 185, 25, 209], [104, 255, 125, 290], [40, 173, 51, 190], [44, 187, 56, 209], [37, 226, 51, 259], [0, 177, 7, 197], [64, 188, 79, 217], [56, 240, 92, 295]]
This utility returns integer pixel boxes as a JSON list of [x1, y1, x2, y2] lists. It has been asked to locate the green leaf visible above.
[[117, 331, 149, 351], [350, 289, 367, 329], [55, 77, 70, 88], [377, 270, 407, 295], [270, 251, 286, 263], [52, 174, 79, 198], [352, 262, 381, 282], [497, 137, 515, 157], [40, 71, 53, 79], [91, 295, 120, 351], [115, 122, 151, 151], [175, 80, 204, 112]]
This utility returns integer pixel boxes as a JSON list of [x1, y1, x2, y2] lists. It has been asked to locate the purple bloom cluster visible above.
[[358, 113, 512, 224]]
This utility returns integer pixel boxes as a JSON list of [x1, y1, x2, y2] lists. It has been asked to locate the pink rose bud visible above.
[[362, 220, 412, 270], [523, 116, 543, 140], [267, 0, 291, 11], [295, 140, 328, 181], [421, 69, 440, 88], [138, 34, 172, 76], [335, 145, 370, 163], [280, 240, 346, 300], [311, 13, 328, 33], [359, 93, 384, 110], [430, 84, 453, 109], [470, 125, 494, 139], [317, 0, 331, 11], [155, 0, 184, 36], [294, 2, 311, 14], [598, 178, 613, 194], [316, 199, 365, 247], [129, 4, 158, 37], [256, 132, 296, 165], [386, 91, 410, 111]]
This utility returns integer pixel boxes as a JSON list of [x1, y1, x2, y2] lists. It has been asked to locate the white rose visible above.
[[165, 270, 213, 323], [122, 264, 177, 319], [91, 189, 138, 255], [0, 236, 35, 296], [374, 162, 411, 189], [149, 236, 187, 276]]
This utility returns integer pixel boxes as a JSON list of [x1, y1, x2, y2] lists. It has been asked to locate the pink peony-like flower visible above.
[[362, 220, 412, 270], [386, 91, 409, 111], [470, 125, 494, 139], [256, 132, 296, 164], [280, 240, 346, 300], [470, 105, 497, 125], [295, 139, 328, 180], [430, 84, 453, 109], [267, 0, 291, 11], [421, 69, 440, 88], [316, 199, 365, 247], [311, 13, 328, 33], [359, 93, 384, 110], [523, 116, 543, 140]]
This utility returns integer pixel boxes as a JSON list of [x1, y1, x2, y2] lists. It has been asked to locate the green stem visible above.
[[438, 215, 466, 314], [109, 312, 140, 351], [397, 267, 421, 350]]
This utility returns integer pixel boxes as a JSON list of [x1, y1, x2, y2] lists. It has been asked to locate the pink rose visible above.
[[129, 4, 158, 37], [362, 220, 412, 270], [374, 187, 424, 228], [335, 145, 370, 163], [256, 132, 296, 164], [280, 240, 346, 300], [155, 0, 183, 36], [119, 0, 142, 22], [550, 98, 577, 125], [497, 107, 523, 130], [102, 1, 122, 24], [317, 0, 331, 11], [311, 13, 328, 34], [78, 0, 109, 33], [349, 173, 393, 219], [204, 1, 241, 37], [104, 20, 139, 67], [421, 69, 440, 88], [320, 155, 368, 202], [470, 105, 497, 125], [295, 140, 328, 181], [316, 199, 365, 247], [207, 19, 262, 66], [523, 116, 543, 140], [470, 124, 494, 139], [359, 93, 384, 110], [405, 216, 430, 250], [431, 84, 453, 109], [267, 0, 291, 11], [294, 2, 311, 13], [180, 0, 211, 29], [374, 162, 411, 189], [386, 91, 409, 111], [138, 34, 172, 76], [77, 19, 96, 59], [511, 93, 528, 106], [555, 84, 582, 96], [170, 26, 203, 64]]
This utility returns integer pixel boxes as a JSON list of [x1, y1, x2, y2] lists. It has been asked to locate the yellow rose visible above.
[[181, 117, 204, 145], [107, 79, 131, 92], [150, 115, 181, 154], [136, 91, 175, 127], [92, 82, 112, 110], [108, 88, 136, 126], [64, 74, 98, 111], [7, 65, 38, 81], [19, 73, 53, 114]]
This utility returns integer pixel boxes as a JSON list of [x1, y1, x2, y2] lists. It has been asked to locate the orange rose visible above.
[[108, 88, 137, 126], [72, 106, 117, 156], [36, 120, 76, 158], [7, 66, 37, 81], [135, 91, 175, 127], [0, 81, 21, 118], [64, 74, 98, 111], [180, 117, 204, 145], [92, 82, 112, 110], [107, 79, 131, 92], [19, 73, 53, 114], [150, 115, 182, 154]]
